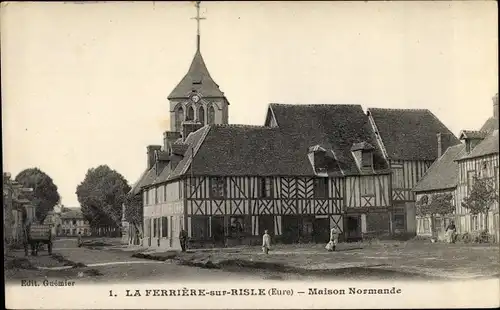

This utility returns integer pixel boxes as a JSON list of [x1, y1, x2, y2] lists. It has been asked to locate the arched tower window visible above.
[[208, 105, 215, 124], [175, 105, 184, 131], [198, 106, 205, 125], [186, 105, 195, 121]]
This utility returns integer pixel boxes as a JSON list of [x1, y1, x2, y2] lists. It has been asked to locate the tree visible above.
[[417, 193, 455, 237], [15, 168, 61, 223], [462, 176, 498, 232], [124, 192, 143, 245], [76, 165, 131, 233]]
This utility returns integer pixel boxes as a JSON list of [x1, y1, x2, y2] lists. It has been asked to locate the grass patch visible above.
[[4, 257, 36, 270], [51, 253, 87, 268]]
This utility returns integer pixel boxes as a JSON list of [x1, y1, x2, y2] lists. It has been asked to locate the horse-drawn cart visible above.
[[24, 224, 53, 256]]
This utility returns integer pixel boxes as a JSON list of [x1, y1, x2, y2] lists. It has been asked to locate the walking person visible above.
[[445, 221, 456, 244], [262, 230, 271, 254], [179, 229, 188, 252]]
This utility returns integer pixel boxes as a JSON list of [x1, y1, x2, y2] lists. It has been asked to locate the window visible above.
[[161, 217, 168, 238], [361, 177, 375, 196], [393, 214, 406, 230], [229, 216, 248, 237], [153, 219, 157, 238], [210, 177, 226, 198], [362, 152, 373, 168], [143, 191, 148, 206], [73, 220, 77, 225], [186, 105, 194, 121], [471, 215, 479, 231], [175, 106, 184, 131], [467, 171, 476, 194], [191, 217, 210, 239], [260, 178, 273, 198], [83, 229, 87, 235], [314, 178, 329, 198], [208, 105, 215, 124], [198, 106, 205, 125], [392, 167, 404, 188], [423, 218, 430, 232], [154, 187, 159, 204]]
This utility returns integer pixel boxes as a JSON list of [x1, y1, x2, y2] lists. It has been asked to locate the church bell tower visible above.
[[168, 1, 229, 133]]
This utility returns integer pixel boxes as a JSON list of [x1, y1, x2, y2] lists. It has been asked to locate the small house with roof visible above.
[[414, 93, 499, 242]]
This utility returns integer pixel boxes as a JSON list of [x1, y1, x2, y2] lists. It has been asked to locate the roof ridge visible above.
[[270, 103, 363, 108], [210, 124, 275, 129], [368, 107, 431, 112]]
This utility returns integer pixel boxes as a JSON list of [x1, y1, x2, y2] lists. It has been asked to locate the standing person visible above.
[[179, 229, 188, 252], [445, 221, 456, 244], [262, 229, 271, 254], [329, 227, 339, 251], [77, 231, 83, 247]]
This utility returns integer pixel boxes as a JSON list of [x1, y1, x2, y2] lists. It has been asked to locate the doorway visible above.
[[282, 216, 300, 244], [211, 216, 225, 246], [345, 215, 362, 242], [313, 217, 330, 243]]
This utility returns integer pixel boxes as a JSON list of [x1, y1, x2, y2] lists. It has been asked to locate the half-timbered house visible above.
[[413, 144, 465, 239], [413, 93, 499, 242], [366, 108, 460, 236], [126, 2, 461, 250]]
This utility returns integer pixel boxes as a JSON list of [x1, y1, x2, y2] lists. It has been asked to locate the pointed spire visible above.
[[191, 1, 206, 51]]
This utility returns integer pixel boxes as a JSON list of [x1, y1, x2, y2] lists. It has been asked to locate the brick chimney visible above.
[[493, 92, 498, 119], [437, 133, 443, 158], [163, 131, 182, 155], [146, 145, 162, 170], [182, 121, 203, 141]]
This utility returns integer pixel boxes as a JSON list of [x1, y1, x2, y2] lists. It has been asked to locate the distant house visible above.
[[44, 210, 63, 236], [367, 108, 460, 236], [60, 208, 91, 236], [414, 93, 499, 242]]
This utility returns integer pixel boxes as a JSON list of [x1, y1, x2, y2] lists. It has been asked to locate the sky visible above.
[[2, 1, 498, 208]]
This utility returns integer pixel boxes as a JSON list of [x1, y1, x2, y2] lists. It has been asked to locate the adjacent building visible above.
[[414, 93, 499, 242], [366, 109, 460, 236], [3, 172, 35, 250]]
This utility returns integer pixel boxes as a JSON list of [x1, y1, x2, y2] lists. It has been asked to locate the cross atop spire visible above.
[[191, 1, 206, 51]]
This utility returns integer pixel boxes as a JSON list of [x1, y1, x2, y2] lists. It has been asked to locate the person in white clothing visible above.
[[329, 227, 339, 251], [262, 230, 271, 254]]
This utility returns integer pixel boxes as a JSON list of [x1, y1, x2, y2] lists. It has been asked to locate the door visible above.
[[282, 216, 300, 244], [258, 215, 275, 236], [313, 217, 330, 244], [211, 216, 225, 246], [346, 215, 362, 241]]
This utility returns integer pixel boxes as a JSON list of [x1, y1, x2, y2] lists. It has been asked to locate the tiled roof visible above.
[[139, 104, 391, 189], [267, 104, 390, 175], [167, 50, 225, 99], [479, 117, 498, 134], [413, 144, 466, 193], [367, 108, 460, 161], [458, 130, 499, 161]]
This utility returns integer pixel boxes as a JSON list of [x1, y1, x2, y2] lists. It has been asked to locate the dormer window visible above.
[[351, 142, 375, 171], [459, 130, 488, 154], [362, 152, 373, 168], [307, 145, 340, 176]]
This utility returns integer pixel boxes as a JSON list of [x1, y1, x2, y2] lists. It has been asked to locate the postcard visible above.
[[3, 1, 499, 309]]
